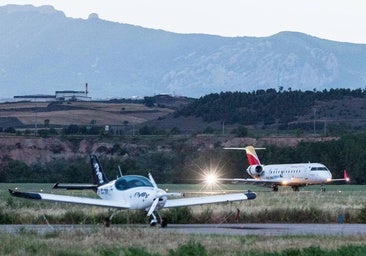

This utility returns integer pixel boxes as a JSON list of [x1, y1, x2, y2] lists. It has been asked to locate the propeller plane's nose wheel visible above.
[[150, 212, 159, 226], [149, 212, 168, 228]]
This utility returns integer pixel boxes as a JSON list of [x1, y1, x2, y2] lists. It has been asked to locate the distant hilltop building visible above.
[[55, 90, 90, 101], [13, 83, 91, 102], [13, 94, 56, 102]]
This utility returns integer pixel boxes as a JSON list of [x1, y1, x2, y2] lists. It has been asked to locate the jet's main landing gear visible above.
[[292, 186, 300, 192]]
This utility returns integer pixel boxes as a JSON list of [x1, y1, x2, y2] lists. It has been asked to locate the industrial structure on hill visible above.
[[13, 84, 91, 102]]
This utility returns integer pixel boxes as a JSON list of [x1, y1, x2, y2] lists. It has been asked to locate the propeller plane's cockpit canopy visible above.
[[114, 175, 154, 191]]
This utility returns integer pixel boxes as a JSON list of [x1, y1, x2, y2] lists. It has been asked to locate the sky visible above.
[[1, 0, 366, 44]]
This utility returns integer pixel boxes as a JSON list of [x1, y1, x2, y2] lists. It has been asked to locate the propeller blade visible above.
[[147, 198, 159, 216], [148, 173, 158, 188]]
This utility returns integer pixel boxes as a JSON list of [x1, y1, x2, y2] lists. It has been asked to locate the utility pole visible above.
[[34, 111, 38, 136], [313, 108, 316, 135]]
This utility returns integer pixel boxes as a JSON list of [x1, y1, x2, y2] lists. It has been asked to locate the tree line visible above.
[[1, 132, 366, 184], [176, 88, 366, 129]]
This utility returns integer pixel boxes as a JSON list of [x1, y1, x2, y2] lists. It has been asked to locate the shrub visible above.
[[164, 207, 193, 224], [357, 205, 366, 223], [123, 247, 156, 256], [168, 241, 207, 256]]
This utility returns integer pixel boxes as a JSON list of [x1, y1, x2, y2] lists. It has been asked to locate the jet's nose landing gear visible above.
[[321, 184, 326, 192]]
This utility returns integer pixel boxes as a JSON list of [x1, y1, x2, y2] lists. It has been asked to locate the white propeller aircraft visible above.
[[222, 146, 350, 192], [9, 154, 256, 227]]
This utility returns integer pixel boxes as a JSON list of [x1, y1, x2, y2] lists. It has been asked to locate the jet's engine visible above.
[[246, 165, 264, 177]]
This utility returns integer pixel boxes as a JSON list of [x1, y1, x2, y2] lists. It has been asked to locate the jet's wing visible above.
[[163, 191, 256, 208], [219, 178, 278, 187], [8, 189, 129, 209], [329, 170, 350, 182]]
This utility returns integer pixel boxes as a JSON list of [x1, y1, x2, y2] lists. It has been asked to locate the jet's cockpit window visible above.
[[310, 167, 328, 171], [115, 176, 154, 191]]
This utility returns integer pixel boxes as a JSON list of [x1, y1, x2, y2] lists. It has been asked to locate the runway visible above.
[[166, 223, 366, 236], [1, 223, 366, 236]]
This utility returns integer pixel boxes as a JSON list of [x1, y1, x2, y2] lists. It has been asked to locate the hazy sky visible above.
[[1, 0, 366, 44]]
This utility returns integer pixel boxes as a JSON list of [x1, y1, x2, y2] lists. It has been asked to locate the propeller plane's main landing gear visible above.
[[104, 210, 118, 227]]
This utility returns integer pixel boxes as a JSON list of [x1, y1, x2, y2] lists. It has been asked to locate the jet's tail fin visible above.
[[224, 146, 264, 165], [90, 154, 109, 186], [244, 146, 263, 165]]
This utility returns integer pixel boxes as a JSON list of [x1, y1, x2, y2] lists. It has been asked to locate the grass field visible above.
[[1, 183, 366, 223], [1, 183, 365, 255], [0, 101, 173, 127]]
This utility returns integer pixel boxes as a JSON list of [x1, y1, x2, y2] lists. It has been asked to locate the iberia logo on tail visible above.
[[245, 146, 261, 165]]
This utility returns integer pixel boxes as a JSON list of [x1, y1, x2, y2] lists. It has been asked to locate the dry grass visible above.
[[0, 227, 365, 255], [1, 184, 365, 225], [1, 184, 366, 255], [0, 101, 173, 126]]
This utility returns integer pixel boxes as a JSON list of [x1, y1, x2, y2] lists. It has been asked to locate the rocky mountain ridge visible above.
[[1, 5, 366, 100]]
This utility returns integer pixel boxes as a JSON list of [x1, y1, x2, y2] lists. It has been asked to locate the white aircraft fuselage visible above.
[[247, 163, 332, 185], [97, 177, 167, 210], [224, 146, 348, 191]]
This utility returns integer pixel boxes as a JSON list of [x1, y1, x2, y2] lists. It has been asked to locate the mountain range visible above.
[[1, 4, 366, 100]]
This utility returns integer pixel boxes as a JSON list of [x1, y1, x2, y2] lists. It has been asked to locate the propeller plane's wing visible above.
[[8, 189, 130, 209], [9, 189, 255, 210], [164, 191, 256, 208], [53, 183, 98, 190]]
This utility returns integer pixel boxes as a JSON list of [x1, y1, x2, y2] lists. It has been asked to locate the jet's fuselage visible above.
[[246, 163, 332, 185]]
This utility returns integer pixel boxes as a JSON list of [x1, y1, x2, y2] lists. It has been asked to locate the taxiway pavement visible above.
[[1, 223, 365, 236]]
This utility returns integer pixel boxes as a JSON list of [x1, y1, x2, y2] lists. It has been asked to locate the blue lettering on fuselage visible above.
[[134, 192, 150, 199]]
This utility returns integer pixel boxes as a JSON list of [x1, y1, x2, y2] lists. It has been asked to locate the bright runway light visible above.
[[195, 161, 225, 191], [205, 173, 218, 185]]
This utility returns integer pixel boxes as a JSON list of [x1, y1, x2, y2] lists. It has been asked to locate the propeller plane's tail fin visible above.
[[90, 154, 109, 186]]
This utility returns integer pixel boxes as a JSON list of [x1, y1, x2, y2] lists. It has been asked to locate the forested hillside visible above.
[[176, 88, 366, 134], [1, 132, 366, 184]]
